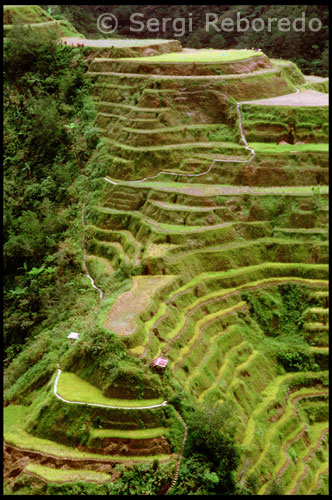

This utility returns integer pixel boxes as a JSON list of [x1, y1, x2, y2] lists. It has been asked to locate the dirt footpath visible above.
[[240, 89, 328, 106]]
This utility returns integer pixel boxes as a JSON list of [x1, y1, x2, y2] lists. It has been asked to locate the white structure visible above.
[[67, 332, 80, 341]]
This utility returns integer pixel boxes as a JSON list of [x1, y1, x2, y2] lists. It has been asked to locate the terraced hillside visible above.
[[4, 35, 328, 495], [3, 4, 82, 38], [84, 46, 329, 494]]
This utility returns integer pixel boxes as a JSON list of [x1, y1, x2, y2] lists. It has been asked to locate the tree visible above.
[[180, 401, 241, 494]]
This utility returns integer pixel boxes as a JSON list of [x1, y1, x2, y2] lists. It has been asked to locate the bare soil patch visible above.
[[105, 275, 174, 335]]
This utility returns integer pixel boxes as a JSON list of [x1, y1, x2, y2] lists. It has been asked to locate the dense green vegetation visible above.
[[3, 25, 96, 363], [176, 403, 241, 494], [45, 5, 329, 76], [241, 284, 319, 372]]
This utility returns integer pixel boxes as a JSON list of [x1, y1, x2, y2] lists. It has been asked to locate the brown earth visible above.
[[3, 442, 121, 485], [103, 54, 272, 76], [4, 440, 175, 486], [81, 435, 171, 456]]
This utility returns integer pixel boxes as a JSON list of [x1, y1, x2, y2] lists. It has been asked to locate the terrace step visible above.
[[94, 240, 130, 267], [86, 64, 282, 84], [241, 371, 328, 448], [105, 123, 235, 147], [103, 177, 329, 198], [84, 426, 171, 457], [102, 187, 147, 212], [100, 140, 249, 178], [197, 339, 250, 404], [89, 53, 272, 76], [86, 255, 114, 276], [243, 381, 329, 489], [303, 322, 329, 331], [92, 82, 134, 90], [224, 349, 260, 400], [183, 323, 242, 390], [87, 226, 142, 266], [95, 208, 328, 268], [95, 100, 170, 116], [56, 370, 165, 407], [202, 165, 329, 187], [303, 307, 329, 323], [146, 274, 327, 365], [24, 463, 112, 484], [273, 227, 328, 241], [307, 462, 329, 494], [162, 238, 328, 276], [302, 320, 329, 348], [87, 62, 303, 101], [95, 112, 163, 130], [169, 301, 247, 374], [90, 83, 135, 103], [285, 423, 329, 495], [100, 136, 238, 152], [3, 405, 173, 465], [309, 291, 329, 308], [139, 269, 328, 360], [263, 422, 308, 492], [141, 199, 228, 227], [259, 420, 328, 495]]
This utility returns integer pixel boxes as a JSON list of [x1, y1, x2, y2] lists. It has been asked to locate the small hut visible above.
[[67, 332, 80, 343], [150, 356, 168, 372]]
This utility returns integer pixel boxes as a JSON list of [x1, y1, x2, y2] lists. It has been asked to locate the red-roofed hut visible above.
[[150, 357, 168, 371]]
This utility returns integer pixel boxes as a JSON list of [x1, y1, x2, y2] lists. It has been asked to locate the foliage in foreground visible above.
[[8, 461, 173, 496], [175, 402, 241, 494]]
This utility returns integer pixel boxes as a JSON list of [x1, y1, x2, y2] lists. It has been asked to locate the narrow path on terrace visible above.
[[240, 89, 328, 106], [104, 91, 256, 186], [52, 365, 188, 493], [102, 86, 330, 193]]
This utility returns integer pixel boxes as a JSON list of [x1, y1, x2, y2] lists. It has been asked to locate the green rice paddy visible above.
[[123, 49, 262, 63], [25, 463, 112, 483], [89, 427, 167, 440], [57, 371, 164, 407]]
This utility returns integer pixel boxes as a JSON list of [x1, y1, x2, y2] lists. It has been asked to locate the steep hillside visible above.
[[3, 17, 329, 496], [3, 4, 83, 38]]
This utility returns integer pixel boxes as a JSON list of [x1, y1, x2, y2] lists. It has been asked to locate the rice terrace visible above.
[[3, 4, 329, 496]]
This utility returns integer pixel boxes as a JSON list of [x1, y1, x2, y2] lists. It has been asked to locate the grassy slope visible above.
[[57, 371, 164, 406], [25, 463, 112, 483], [122, 49, 263, 62], [4, 405, 170, 461]]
